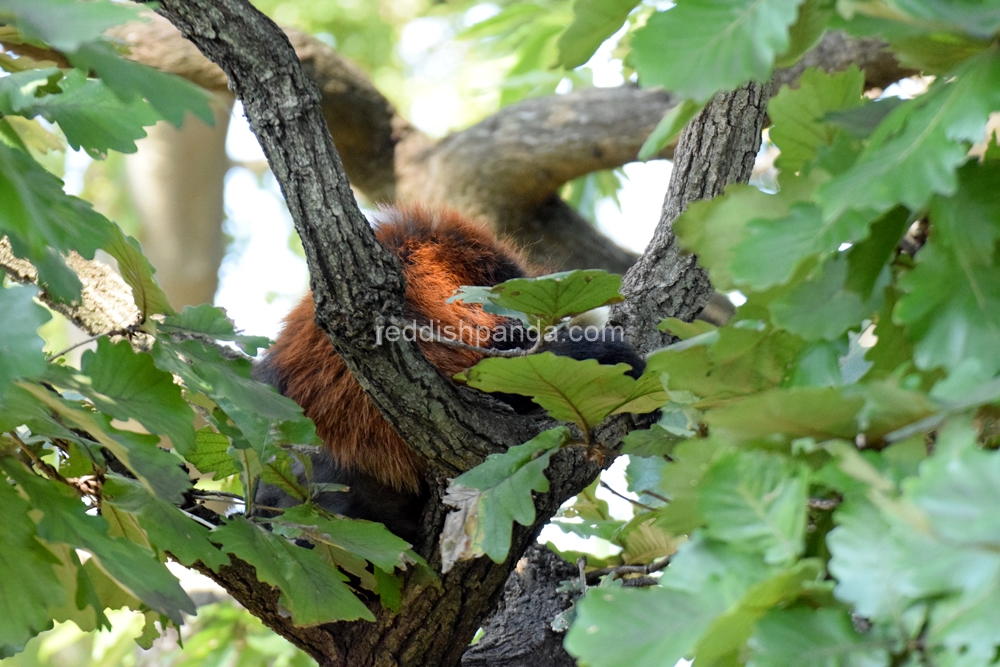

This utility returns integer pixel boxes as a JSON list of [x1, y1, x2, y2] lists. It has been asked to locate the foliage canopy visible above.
[[1, 0, 999, 665]]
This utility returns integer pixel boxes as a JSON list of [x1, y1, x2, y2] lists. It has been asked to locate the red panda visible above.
[[253, 205, 643, 541]]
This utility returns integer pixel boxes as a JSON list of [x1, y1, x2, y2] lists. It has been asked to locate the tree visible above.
[[1, 1, 999, 666]]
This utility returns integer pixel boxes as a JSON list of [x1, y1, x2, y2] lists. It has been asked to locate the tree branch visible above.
[[396, 86, 680, 220], [0, 238, 140, 336], [611, 81, 772, 353]]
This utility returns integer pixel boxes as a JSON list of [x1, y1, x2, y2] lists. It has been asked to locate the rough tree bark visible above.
[[610, 81, 772, 353]]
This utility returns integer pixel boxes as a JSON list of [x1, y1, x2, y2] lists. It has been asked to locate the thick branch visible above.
[[510, 195, 638, 273], [462, 545, 578, 667], [109, 21, 914, 273], [0, 239, 140, 335], [396, 86, 679, 220], [611, 81, 771, 353], [772, 31, 917, 92], [148, 0, 541, 482]]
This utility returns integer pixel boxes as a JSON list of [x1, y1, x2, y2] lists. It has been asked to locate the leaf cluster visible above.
[[467, 1, 1000, 665]]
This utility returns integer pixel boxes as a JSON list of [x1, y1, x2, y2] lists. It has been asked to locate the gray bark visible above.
[[610, 81, 771, 354], [462, 545, 579, 667]]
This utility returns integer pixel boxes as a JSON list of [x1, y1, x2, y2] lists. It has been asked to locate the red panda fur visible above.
[[260, 205, 531, 494]]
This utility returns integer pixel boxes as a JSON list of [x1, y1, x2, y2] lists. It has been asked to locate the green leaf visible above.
[[458, 353, 658, 430], [768, 66, 865, 173], [44, 544, 132, 633], [3, 461, 195, 625], [774, 0, 835, 68], [186, 427, 240, 478], [906, 419, 1000, 552], [102, 475, 229, 570], [276, 504, 423, 572], [826, 97, 906, 140], [819, 50, 1000, 218], [699, 451, 808, 564], [0, 285, 50, 396], [0, 142, 116, 302], [631, 0, 805, 103], [260, 448, 309, 502], [459, 3, 548, 39], [768, 253, 888, 340], [17, 381, 191, 503], [892, 0, 1000, 39], [556, 0, 640, 69], [926, 584, 1000, 659], [159, 303, 271, 355], [0, 479, 64, 659], [863, 287, 913, 379], [825, 420, 1000, 656], [566, 537, 778, 667], [617, 514, 682, 564], [638, 99, 703, 161], [0, 117, 30, 152], [67, 40, 214, 127], [213, 517, 374, 624], [827, 499, 951, 623], [645, 325, 804, 404], [567, 582, 719, 667], [1, 0, 144, 51], [442, 427, 568, 567], [732, 199, 878, 292], [658, 317, 716, 340], [25, 69, 160, 157], [621, 424, 688, 458], [0, 68, 64, 115], [748, 608, 891, 667], [103, 227, 174, 319], [4, 116, 65, 154], [705, 386, 863, 442], [453, 270, 623, 330], [553, 479, 624, 543], [653, 438, 728, 535], [152, 337, 317, 452], [896, 162, 1000, 375], [674, 177, 816, 291], [694, 559, 825, 666], [77, 338, 196, 457]]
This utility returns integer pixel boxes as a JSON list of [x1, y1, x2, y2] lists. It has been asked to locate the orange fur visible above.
[[261, 205, 530, 493]]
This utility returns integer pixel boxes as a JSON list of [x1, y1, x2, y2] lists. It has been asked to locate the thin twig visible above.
[[638, 489, 670, 504], [585, 556, 671, 585], [621, 576, 659, 588], [599, 480, 655, 511], [45, 326, 134, 362], [188, 489, 246, 503], [9, 430, 69, 485], [577, 557, 588, 593], [178, 508, 222, 530]]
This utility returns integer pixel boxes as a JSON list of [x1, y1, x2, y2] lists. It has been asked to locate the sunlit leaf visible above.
[[213, 517, 374, 624], [631, 0, 804, 103]]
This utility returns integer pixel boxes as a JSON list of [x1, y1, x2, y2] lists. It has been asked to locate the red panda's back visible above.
[[257, 205, 531, 494]]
